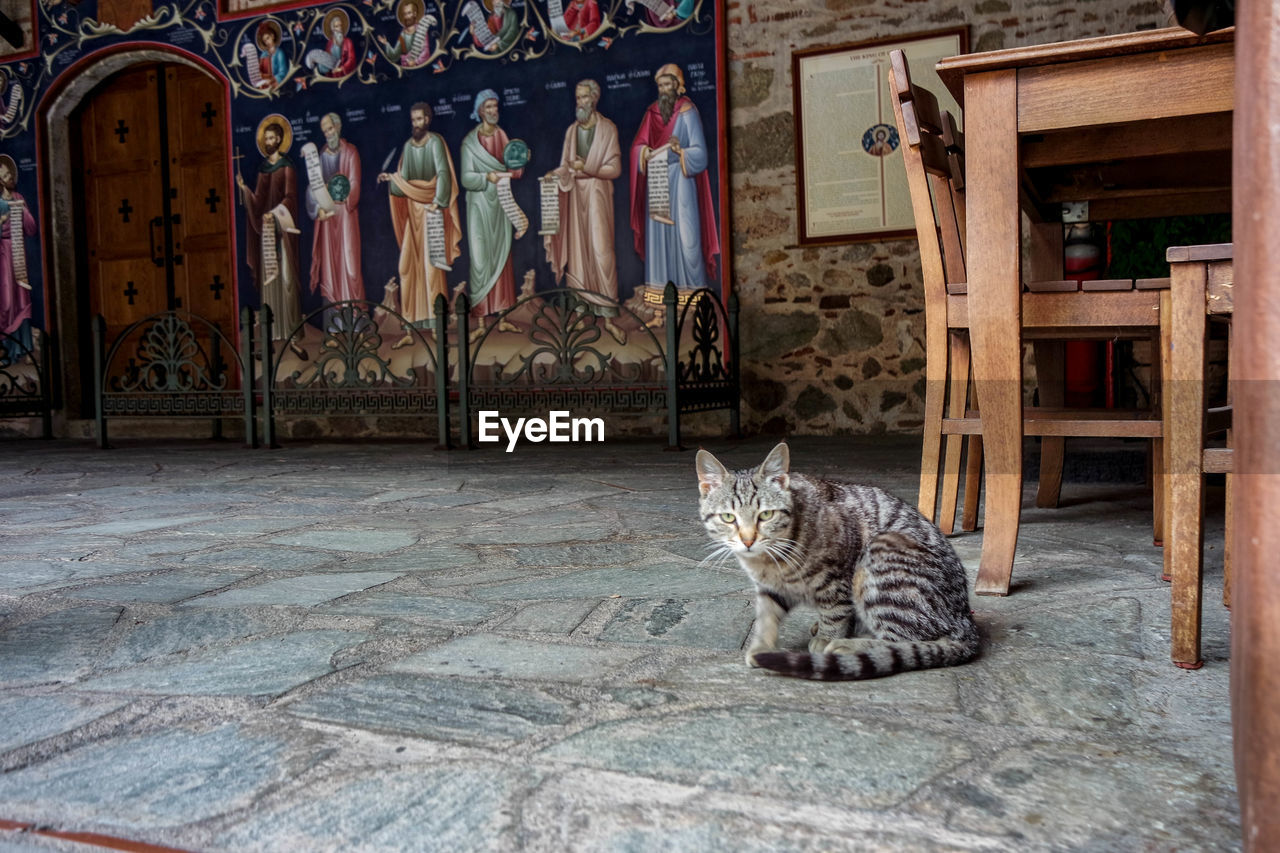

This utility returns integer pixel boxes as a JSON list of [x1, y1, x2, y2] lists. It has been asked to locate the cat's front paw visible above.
[[808, 636, 832, 654]]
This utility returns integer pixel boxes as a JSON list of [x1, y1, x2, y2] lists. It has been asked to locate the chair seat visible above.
[[946, 278, 1171, 295]]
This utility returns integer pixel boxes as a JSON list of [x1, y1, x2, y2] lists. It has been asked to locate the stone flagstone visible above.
[[320, 590, 501, 624], [267, 529, 419, 553], [64, 571, 248, 604], [390, 634, 649, 683], [286, 673, 574, 746], [181, 572, 401, 608], [541, 708, 970, 809], [0, 606, 123, 685], [468, 564, 748, 601], [76, 630, 368, 696], [0, 694, 131, 754], [0, 724, 289, 830], [216, 763, 529, 851], [598, 597, 754, 650]]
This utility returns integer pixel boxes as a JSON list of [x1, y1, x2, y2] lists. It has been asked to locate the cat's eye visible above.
[[758, 509, 776, 521], [719, 512, 736, 523]]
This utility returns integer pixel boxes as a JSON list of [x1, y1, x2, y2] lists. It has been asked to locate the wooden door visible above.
[[79, 63, 235, 348], [163, 65, 234, 326]]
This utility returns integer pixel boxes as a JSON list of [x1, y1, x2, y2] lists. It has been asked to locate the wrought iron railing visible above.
[[92, 310, 254, 449], [0, 326, 53, 438], [457, 283, 738, 449], [668, 286, 741, 447], [259, 296, 450, 448], [85, 282, 739, 449]]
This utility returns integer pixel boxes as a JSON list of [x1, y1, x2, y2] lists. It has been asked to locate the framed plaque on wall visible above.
[[792, 28, 966, 245]]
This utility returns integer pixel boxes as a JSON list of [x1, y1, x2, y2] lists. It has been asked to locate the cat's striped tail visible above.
[[751, 636, 978, 681]]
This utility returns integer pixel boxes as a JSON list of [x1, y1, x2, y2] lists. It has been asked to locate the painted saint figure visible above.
[[629, 63, 720, 291], [379, 0, 436, 68], [257, 20, 288, 89], [543, 79, 625, 344], [377, 102, 461, 346], [236, 115, 305, 358], [563, 0, 602, 39], [630, 0, 696, 26], [305, 112, 364, 312], [460, 89, 525, 323], [472, 0, 520, 54], [305, 9, 358, 78], [0, 155, 36, 365]]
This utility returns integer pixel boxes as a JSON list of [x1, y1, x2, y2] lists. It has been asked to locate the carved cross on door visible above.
[[117, 198, 133, 223], [201, 102, 217, 128], [204, 187, 221, 213], [208, 274, 225, 300], [122, 280, 138, 305], [113, 119, 129, 144]]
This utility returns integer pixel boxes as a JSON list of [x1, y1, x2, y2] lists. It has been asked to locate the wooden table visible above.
[[936, 28, 1234, 595]]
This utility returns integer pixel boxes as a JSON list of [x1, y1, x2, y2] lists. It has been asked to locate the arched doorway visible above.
[[40, 50, 236, 421]]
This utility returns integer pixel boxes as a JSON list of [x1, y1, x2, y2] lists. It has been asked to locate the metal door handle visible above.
[[169, 213, 183, 266]]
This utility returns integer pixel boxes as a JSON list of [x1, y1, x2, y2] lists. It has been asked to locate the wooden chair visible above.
[[889, 50, 1169, 586], [1163, 243, 1233, 669]]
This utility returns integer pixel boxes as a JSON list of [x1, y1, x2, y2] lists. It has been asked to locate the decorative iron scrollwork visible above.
[[286, 302, 417, 390], [109, 313, 228, 394], [469, 289, 659, 388], [279, 300, 430, 389], [678, 289, 728, 383], [0, 329, 43, 413], [513, 292, 618, 385]]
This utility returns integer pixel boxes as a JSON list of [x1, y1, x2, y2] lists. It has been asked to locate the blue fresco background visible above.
[[1, 0, 726, 331]]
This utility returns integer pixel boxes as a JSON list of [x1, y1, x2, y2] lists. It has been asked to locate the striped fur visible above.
[[696, 442, 979, 681]]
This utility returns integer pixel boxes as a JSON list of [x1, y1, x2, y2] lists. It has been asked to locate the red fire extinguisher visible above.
[[1063, 224, 1109, 407]]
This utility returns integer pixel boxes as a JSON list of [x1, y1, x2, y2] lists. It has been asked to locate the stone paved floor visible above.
[[0, 436, 1238, 852]]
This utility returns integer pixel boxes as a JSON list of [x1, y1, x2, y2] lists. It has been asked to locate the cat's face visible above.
[[696, 443, 794, 557]]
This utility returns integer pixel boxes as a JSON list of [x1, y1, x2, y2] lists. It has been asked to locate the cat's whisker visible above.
[[697, 543, 735, 571], [759, 543, 784, 572], [763, 539, 803, 572]]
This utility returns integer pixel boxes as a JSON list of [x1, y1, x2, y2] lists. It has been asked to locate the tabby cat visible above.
[[696, 442, 979, 680]]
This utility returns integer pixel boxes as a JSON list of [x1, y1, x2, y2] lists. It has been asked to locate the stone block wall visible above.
[[724, 0, 1173, 435]]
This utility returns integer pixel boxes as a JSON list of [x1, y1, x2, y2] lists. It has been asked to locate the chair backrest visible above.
[[888, 49, 967, 301]]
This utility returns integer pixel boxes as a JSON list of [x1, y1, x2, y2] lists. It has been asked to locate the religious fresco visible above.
[[0, 0, 727, 378]]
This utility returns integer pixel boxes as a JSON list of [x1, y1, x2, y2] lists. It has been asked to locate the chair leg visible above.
[[962, 435, 983, 532], [938, 330, 971, 534], [1150, 330, 1165, 547], [918, 318, 949, 524], [1033, 341, 1066, 508], [1223, 319, 1234, 609], [1167, 266, 1208, 668], [1151, 438, 1165, 548], [1224, 455, 1234, 609], [1160, 295, 1174, 579]]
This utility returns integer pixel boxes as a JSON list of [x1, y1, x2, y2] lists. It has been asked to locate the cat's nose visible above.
[[740, 527, 757, 548]]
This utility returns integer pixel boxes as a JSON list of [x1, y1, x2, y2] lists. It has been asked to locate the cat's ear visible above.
[[696, 449, 728, 496], [758, 442, 790, 488]]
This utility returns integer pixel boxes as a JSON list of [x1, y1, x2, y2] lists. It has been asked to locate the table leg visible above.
[[1233, 1, 1280, 846], [964, 69, 1023, 596]]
